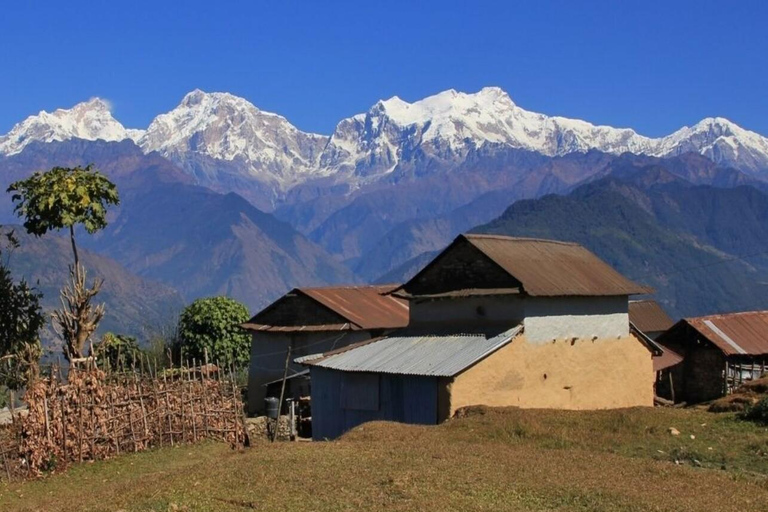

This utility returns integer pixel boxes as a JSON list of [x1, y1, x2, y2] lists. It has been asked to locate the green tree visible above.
[[92, 332, 141, 370], [177, 297, 251, 368], [0, 230, 45, 394], [8, 165, 120, 361]]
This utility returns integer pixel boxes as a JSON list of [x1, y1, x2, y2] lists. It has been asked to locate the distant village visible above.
[[243, 233, 768, 440]]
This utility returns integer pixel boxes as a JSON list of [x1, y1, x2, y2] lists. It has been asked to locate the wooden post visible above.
[[201, 358, 210, 439], [43, 397, 51, 443], [78, 391, 84, 462], [273, 340, 293, 443], [180, 359, 187, 442], [190, 359, 198, 443], [2, 446, 12, 482], [109, 389, 120, 455]]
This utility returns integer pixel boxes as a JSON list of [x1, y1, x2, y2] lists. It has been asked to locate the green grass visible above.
[[2, 407, 768, 511]]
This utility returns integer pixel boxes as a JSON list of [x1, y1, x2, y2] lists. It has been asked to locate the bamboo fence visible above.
[[0, 355, 247, 482]]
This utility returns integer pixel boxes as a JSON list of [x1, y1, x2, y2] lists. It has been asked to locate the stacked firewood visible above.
[[1, 363, 246, 480]]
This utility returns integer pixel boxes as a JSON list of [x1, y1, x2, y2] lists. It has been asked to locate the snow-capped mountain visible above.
[[138, 90, 328, 191], [2, 87, 768, 199], [651, 117, 768, 175], [0, 98, 143, 156], [316, 87, 768, 182]]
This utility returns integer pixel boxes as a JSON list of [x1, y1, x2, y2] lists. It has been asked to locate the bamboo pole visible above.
[[273, 341, 293, 443]]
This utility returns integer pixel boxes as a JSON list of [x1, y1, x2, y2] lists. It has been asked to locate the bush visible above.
[[177, 297, 251, 369], [92, 333, 141, 369], [742, 397, 768, 425]]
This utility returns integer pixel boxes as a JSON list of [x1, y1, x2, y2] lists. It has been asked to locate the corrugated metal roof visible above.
[[239, 323, 354, 333], [392, 288, 522, 300], [463, 234, 652, 297], [301, 285, 409, 330], [686, 310, 768, 356], [298, 326, 522, 377], [242, 284, 409, 333], [629, 300, 675, 334], [653, 344, 684, 372]]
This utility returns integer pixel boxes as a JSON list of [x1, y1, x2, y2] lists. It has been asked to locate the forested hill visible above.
[[472, 171, 768, 318]]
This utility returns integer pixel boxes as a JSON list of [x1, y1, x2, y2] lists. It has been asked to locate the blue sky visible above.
[[0, 1, 766, 137]]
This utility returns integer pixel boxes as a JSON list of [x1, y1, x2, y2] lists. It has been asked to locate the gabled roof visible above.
[[297, 326, 523, 377], [300, 285, 409, 330], [674, 310, 768, 356], [242, 284, 409, 333], [397, 234, 651, 298], [629, 300, 675, 334]]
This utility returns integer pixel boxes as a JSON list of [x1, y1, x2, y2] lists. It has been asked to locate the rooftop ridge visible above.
[[296, 283, 399, 292], [463, 234, 580, 246], [686, 309, 768, 322]]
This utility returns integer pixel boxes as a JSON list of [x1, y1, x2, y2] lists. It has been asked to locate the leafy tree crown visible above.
[[177, 297, 251, 368], [0, 230, 44, 390], [7, 164, 119, 236]]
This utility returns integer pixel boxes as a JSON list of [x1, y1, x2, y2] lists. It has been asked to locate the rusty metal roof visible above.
[[653, 344, 684, 372], [629, 300, 675, 334], [239, 323, 354, 333], [297, 326, 523, 377], [300, 285, 409, 330], [392, 287, 522, 300], [685, 310, 768, 356], [461, 235, 652, 297], [243, 284, 409, 333]]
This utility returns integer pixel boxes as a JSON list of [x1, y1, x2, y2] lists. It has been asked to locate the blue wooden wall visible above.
[[310, 367, 438, 440]]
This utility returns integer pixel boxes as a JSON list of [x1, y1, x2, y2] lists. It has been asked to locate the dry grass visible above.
[[709, 376, 768, 412], [1, 406, 767, 512]]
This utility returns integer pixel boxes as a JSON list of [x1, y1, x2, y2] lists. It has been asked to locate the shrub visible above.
[[177, 297, 251, 369], [742, 396, 768, 425]]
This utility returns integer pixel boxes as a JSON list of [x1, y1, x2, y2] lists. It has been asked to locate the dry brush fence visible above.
[[0, 357, 247, 481]]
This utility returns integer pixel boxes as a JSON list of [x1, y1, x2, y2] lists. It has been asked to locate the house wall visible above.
[[310, 367, 439, 440], [409, 295, 525, 328], [410, 295, 629, 344], [447, 333, 654, 414], [664, 343, 726, 404], [657, 325, 727, 404], [523, 296, 629, 344], [247, 330, 372, 415]]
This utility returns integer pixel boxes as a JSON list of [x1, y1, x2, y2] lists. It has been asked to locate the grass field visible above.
[[1, 406, 767, 511]]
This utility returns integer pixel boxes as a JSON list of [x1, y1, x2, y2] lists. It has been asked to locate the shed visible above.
[[656, 310, 768, 403], [242, 285, 409, 415]]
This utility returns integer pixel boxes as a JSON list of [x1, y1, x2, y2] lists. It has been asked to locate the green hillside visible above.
[[474, 175, 768, 318]]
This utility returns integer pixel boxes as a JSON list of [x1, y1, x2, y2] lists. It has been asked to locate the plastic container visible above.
[[265, 397, 280, 419]]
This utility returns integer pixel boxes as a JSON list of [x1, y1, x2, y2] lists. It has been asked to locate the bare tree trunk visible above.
[[69, 225, 79, 270]]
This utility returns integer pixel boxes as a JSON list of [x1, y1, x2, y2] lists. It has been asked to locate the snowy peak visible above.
[[139, 89, 328, 189], [3, 87, 768, 198], [652, 117, 768, 173], [318, 87, 768, 182], [0, 98, 142, 155]]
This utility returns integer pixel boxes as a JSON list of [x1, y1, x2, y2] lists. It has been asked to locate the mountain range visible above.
[[2, 87, 768, 347], [3, 87, 768, 206]]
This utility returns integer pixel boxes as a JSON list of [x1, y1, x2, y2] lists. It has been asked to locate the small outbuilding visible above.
[[656, 310, 768, 403], [300, 234, 660, 440], [242, 285, 409, 415]]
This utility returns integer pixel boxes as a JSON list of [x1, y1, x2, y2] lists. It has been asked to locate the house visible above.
[[629, 299, 674, 340], [299, 234, 660, 440], [656, 310, 768, 403], [241, 285, 409, 415]]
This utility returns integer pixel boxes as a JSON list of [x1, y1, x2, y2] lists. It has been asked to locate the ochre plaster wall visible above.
[[448, 333, 654, 414]]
